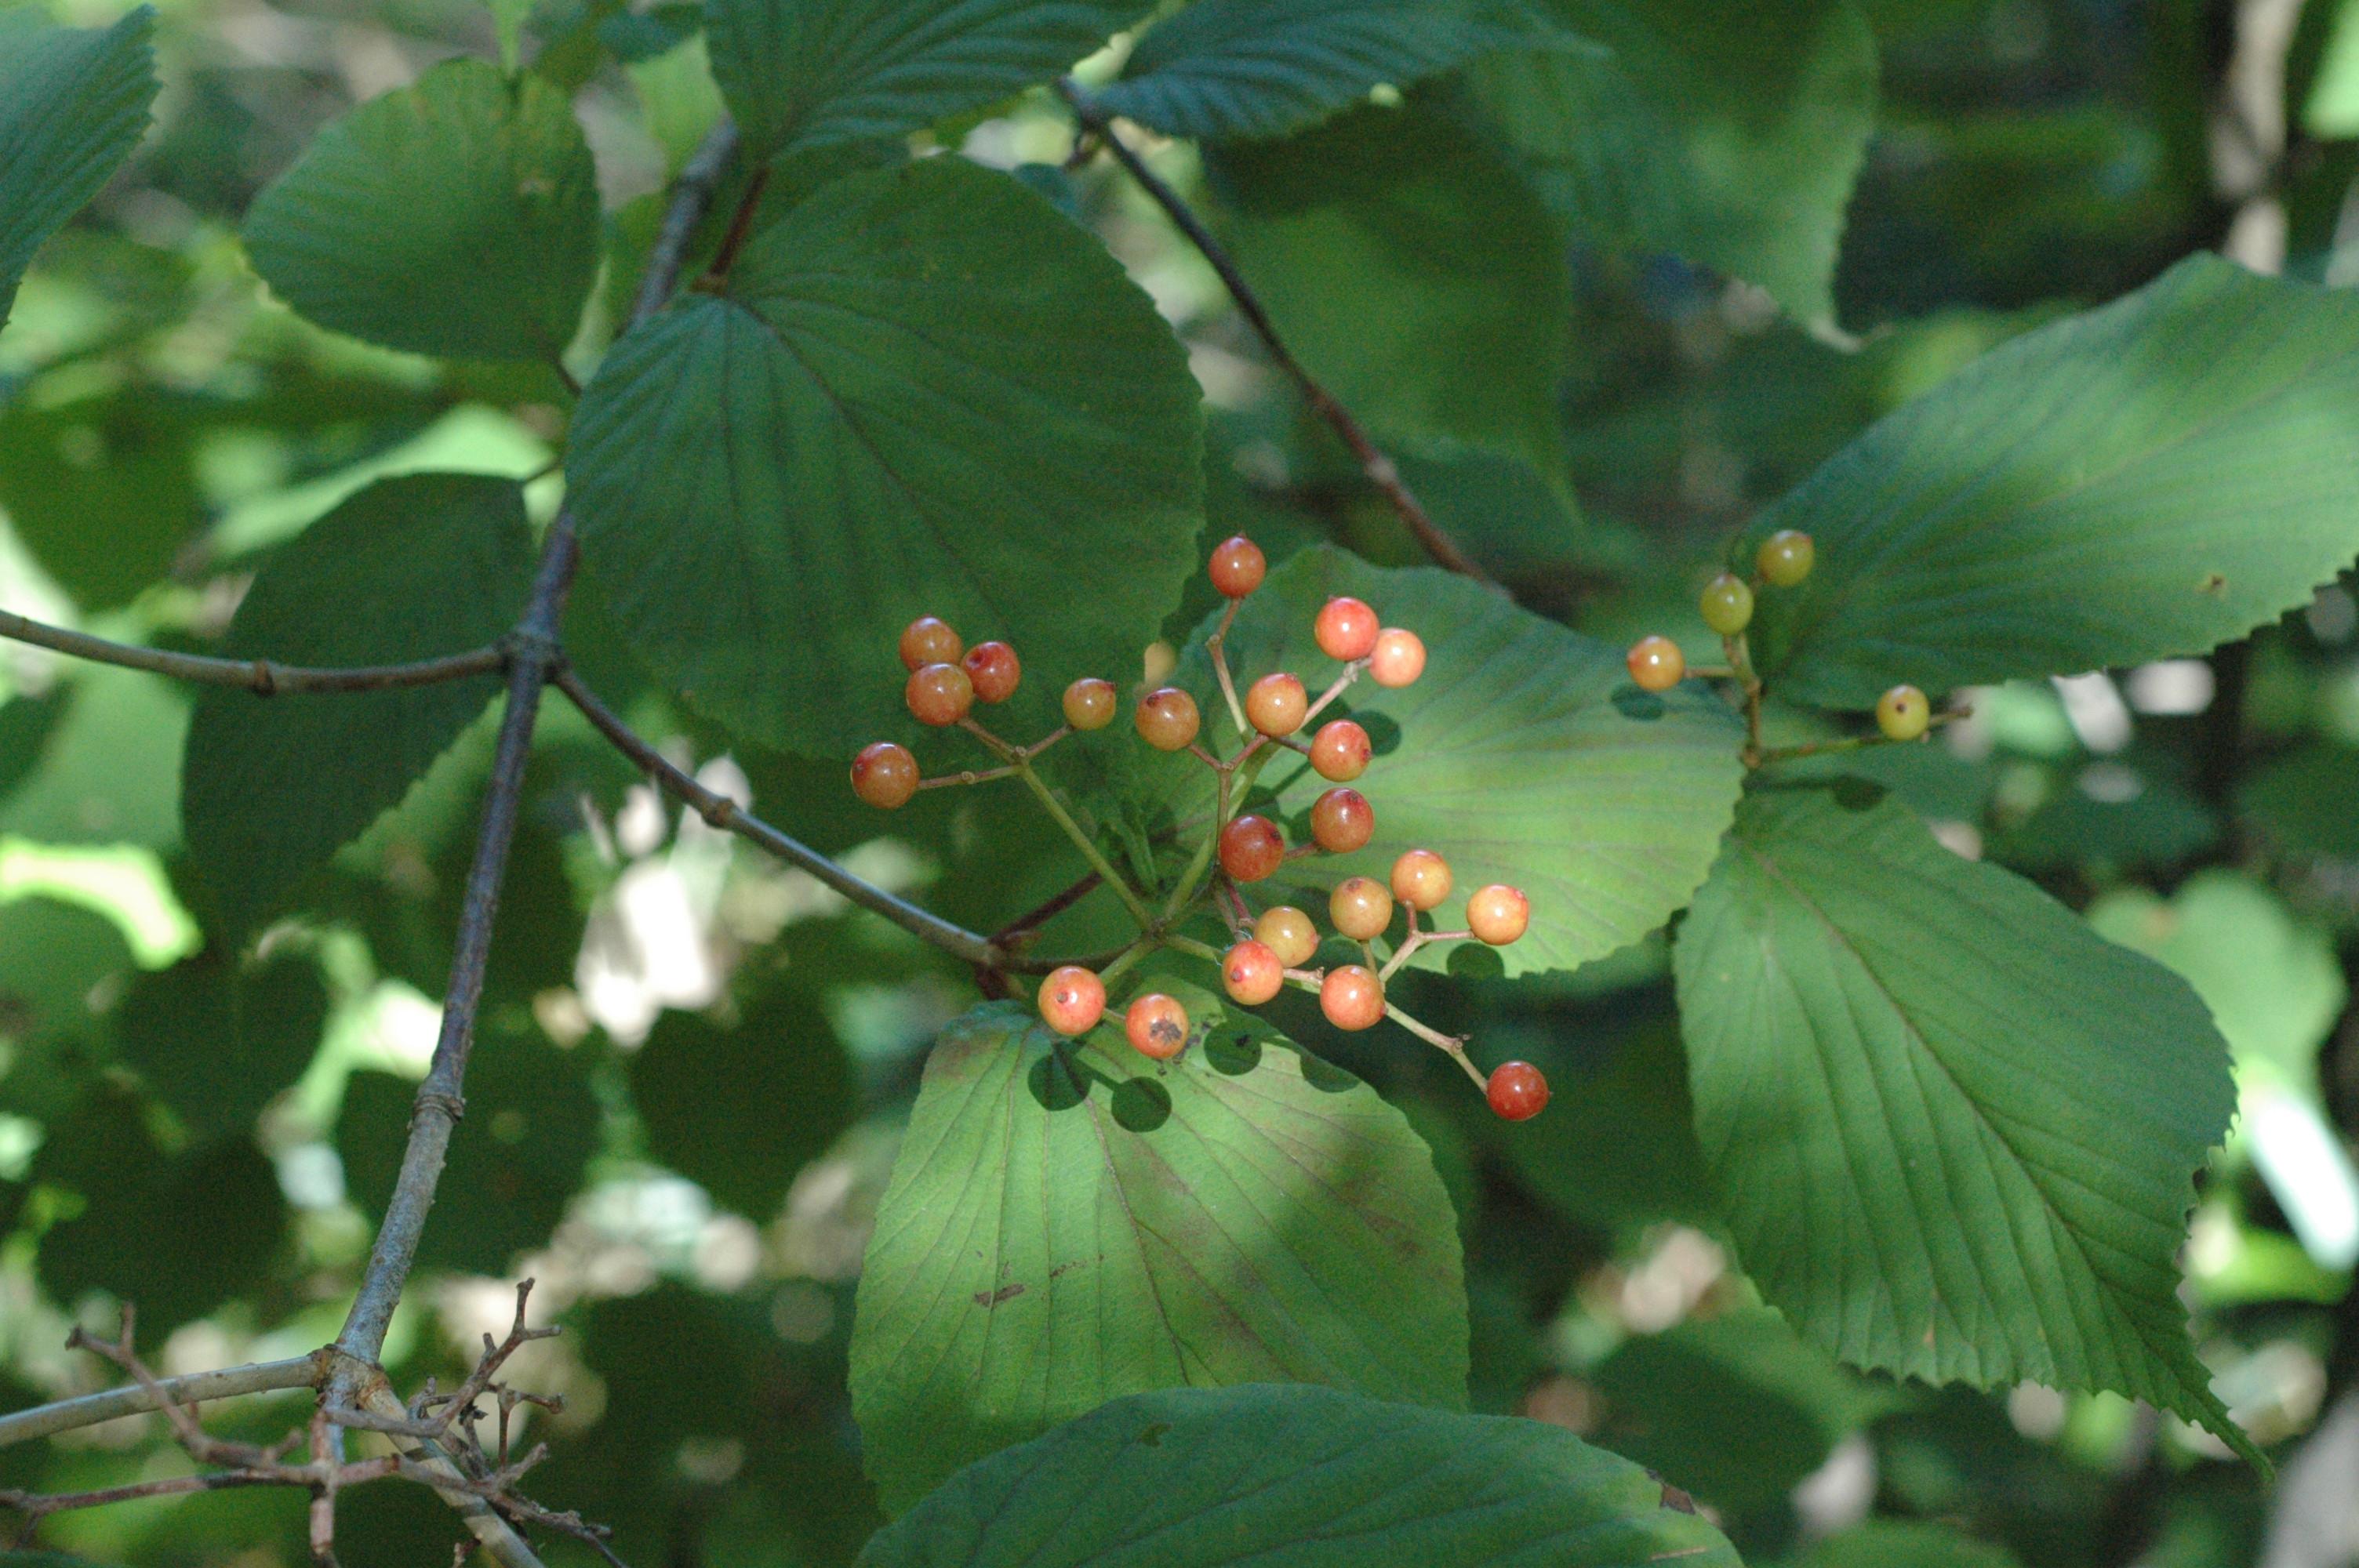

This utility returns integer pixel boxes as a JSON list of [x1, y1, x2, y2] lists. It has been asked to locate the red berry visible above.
[[1757, 529, 1816, 588], [849, 742, 918, 809], [1245, 672, 1308, 736], [1219, 815, 1285, 883], [1626, 636, 1685, 694], [1390, 848, 1452, 912], [1329, 876, 1393, 941], [1038, 966, 1105, 1036], [1321, 965, 1384, 1031], [899, 615, 961, 670], [906, 662, 975, 727], [1255, 906, 1319, 967], [1368, 629, 1425, 688], [1467, 884, 1529, 946], [1314, 597, 1380, 662], [962, 641, 1020, 704], [1063, 677, 1116, 731], [1209, 535, 1266, 598], [1125, 993, 1190, 1060], [1310, 719, 1372, 782], [1136, 687, 1201, 751], [1222, 940, 1285, 1005], [1877, 684, 1930, 742], [1486, 1060, 1549, 1121], [1310, 787, 1374, 853]]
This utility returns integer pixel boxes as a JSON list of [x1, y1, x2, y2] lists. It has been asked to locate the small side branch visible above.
[[1059, 80, 1496, 589], [0, 609, 505, 693], [0, 1352, 326, 1450]]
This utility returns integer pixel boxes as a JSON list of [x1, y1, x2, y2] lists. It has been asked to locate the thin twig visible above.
[[1059, 80, 1496, 589], [0, 609, 504, 692], [0, 1352, 325, 1450], [632, 124, 740, 323]]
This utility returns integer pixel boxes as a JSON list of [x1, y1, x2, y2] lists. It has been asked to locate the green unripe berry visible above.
[[1877, 684, 1931, 742], [1699, 573, 1754, 637], [1757, 530, 1816, 588]]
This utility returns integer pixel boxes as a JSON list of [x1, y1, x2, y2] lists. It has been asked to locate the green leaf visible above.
[[0, 665, 187, 851], [1796, 1520, 2025, 1568], [567, 157, 1203, 754], [858, 1382, 1739, 1566], [181, 474, 533, 938], [1742, 256, 2359, 710], [1098, 0, 1541, 143], [706, 0, 1140, 162], [1469, 0, 1876, 325], [242, 59, 600, 361], [1673, 782, 2254, 1464], [0, 389, 202, 612], [0, 896, 133, 1120], [848, 995, 1468, 1515], [1144, 547, 1744, 976], [630, 989, 855, 1218], [118, 949, 330, 1142], [0, 6, 158, 332], [1214, 101, 1568, 481]]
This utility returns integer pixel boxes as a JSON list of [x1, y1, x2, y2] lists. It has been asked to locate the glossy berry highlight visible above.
[[1699, 573, 1754, 637], [1390, 848, 1452, 912], [850, 742, 918, 810], [1757, 529, 1816, 588], [1329, 876, 1394, 941], [1467, 884, 1529, 946], [1486, 1061, 1549, 1122], [1219, 815, 1285, 883], [1321, 965, 1385, 1031], [1627, 636, 1685, 694], [961, 641, 1020, 704], [1314, 597, 1381, 662], [1038, 966, 1104, 1036], [899, 615, 961, 670], [1209, 535, 1267, 598], [1255, 906, 1320, 967], [1063, 677, 1116, 731], [1136, 687, 1201, 751], [1310, 719, 1372, 782], [1310, 787, 1374, 853], [1877, 684, 1931, 742], [1222, 940, 1285, 1006], [906, 662, 975, 727], [1245, 672, 1309, 736], [1369, 629, 1425, 688], [1125, 993, 1190, 1060]]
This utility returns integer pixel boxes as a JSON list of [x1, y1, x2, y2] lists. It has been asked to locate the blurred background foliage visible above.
[[5, 0, 2359, 1563]]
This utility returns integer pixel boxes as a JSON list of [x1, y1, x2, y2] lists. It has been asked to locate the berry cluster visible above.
[[1624, 529, 1939, 752], [846, 537, 1549, 1122]]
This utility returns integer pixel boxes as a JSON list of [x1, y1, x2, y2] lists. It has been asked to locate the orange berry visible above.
[[849, 742, 918, 810], [1038, 966, 1105, 1036], [1467, 884, 1529, 946], [1368, 629, 1425, 688], [1209, 535, 1267, 598], [1310, 719, 1372, 782], [1390, 848, 1452, 912], [1314, 597, 1380, 662], [1310, 787, 1374, 853], [1063, 677, 1117, 731], [906, 662, 975, 726], [1222, 940, 1285, 1005], [1125, 993, 1190, 1060], [1626, 636, 1685, 694], [1321, 965, 1384, 1031], [1254, 906, 1319, 967], [1329, 876, 1394, 941], [1136, 687, 1201, 751], [1486, 1061, 1549, 1121], [962, 641, 1020, 704], [1219, 815, 1285, 882], [1245, 672, 1309, 736], [899, 615, 961, 670]]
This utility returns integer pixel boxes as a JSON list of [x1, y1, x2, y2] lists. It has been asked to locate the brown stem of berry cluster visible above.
[[1056, 80, 1498, 590]]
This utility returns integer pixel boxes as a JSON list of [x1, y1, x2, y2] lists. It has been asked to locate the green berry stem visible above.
[[1754, 705, 1970, 766], [1380, 997, 1488, 1089], [1161, 742, 1279, 921], [1206, 597, 1250, 737], [1096, 938, 1155, 991], [1722, 632, 1766, 764], [1162, 931, 1227, 966], [916, 764, 1019, 790], [1300, 659, 1369, 730], [1012, 759, 1158, 930]]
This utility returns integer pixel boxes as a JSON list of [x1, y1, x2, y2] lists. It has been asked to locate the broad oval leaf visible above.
[[118, 949, 330, 1143], [860, 1383, 1739, 1566], [1469, 0, 1876, 326], [706, 0, 1141, 162], [1144, 547, 1744, 976], [848, 996, 1468, 1515], [1098, 0, 1542, 144], [0, 6, 158, 332], [182, 474, 533, 938], [1673, 782, 2256, 1464], [567, 156, 1203, 754], [242, 59, 600, 361], [1743, 256, 2359, 708]]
